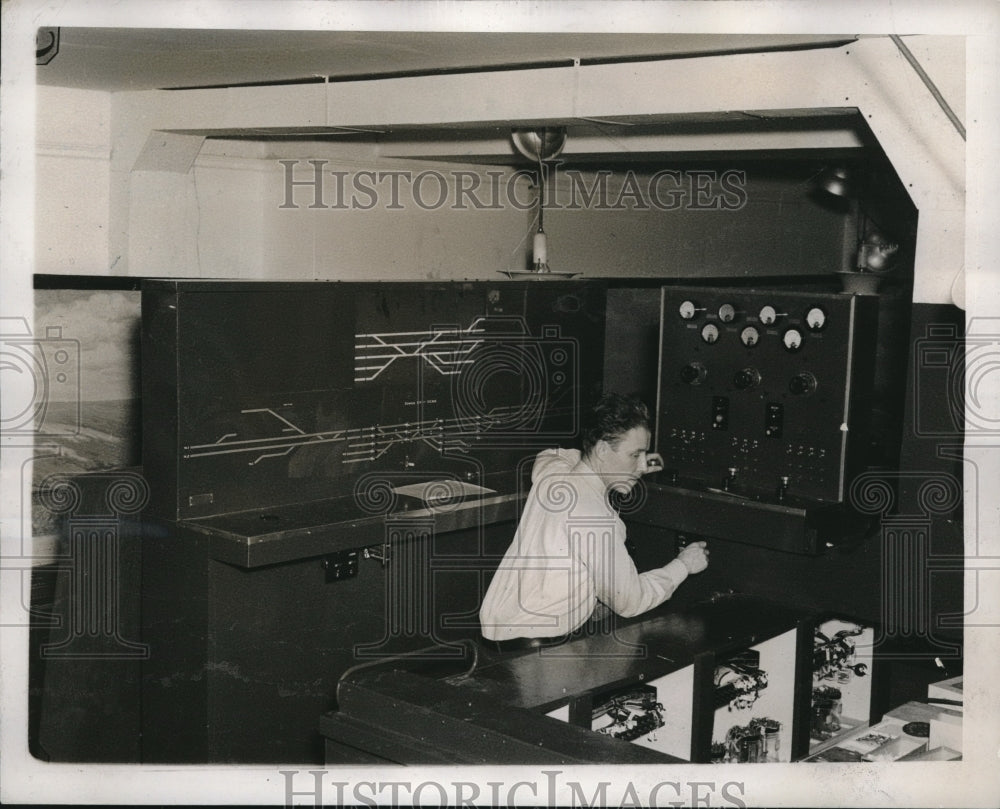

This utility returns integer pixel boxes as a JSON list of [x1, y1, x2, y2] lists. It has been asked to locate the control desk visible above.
[[322, 595, 827, 765]]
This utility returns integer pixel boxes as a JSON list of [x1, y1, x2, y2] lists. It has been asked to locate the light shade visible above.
[[511, 127, 567, 163], [815, 166, 854, 198]]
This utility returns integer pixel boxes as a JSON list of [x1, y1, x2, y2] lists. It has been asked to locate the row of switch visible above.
[[678, 300, 829, 330], [697, 322, 813, 351]]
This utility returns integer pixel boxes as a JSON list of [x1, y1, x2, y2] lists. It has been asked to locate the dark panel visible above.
[[33, 471, 145, 763], [142, 279, 608, 523], [330, 669, 680, 764], [140, 524, 210, 762], [34, 273, 143, 290], [141, 286, 181, 520], [174, 286, 356, 518], [875, 302, 965, 658], [604, 286, 662, 405], [140, 518, 516, 763], [624, 303, 964, 659], [656, 286, 878, 504]]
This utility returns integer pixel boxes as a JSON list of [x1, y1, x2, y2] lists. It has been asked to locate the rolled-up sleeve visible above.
[[577, 518, 689, 618]]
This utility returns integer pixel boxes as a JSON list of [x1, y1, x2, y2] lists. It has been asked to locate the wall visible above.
[[35, 87, 112, 274], [260, 150, 532, 280], [259, 156, 850, 280], [127, 139, 267, 278]]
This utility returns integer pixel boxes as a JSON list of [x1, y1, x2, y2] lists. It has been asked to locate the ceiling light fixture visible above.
[[503, 127, 579, 278]]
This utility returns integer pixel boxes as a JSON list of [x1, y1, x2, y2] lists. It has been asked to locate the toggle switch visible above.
[[723, 466, 739, 491], [711, 396, 729, 430]]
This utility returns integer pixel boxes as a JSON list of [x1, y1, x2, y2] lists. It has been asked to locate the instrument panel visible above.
[[657, 286, 878, 504]]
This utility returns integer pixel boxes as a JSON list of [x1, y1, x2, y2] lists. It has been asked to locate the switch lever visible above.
[[723, 466, 738, 491]]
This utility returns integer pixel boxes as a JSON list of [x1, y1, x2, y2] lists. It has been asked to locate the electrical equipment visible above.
[[633, 286, 879, 553], [705, 627, 798, 763], [591, 685, 666, 742], [322, 549, 359, 582], [657, 286, 878, 505], [808, 618, 875, 750], [713, 649, 768, 711], [714, 717, 782, 763]]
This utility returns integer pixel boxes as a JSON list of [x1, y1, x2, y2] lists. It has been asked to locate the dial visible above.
[[805, 306, 827, 331], [740, 326, 760, 347], [679, 300, 698, 320], [782, 328, 803, 352], [718, 303, 736, 323], [701, 323, 720, 344], [680, 362, 708, 385], [733, 367, 762, 389], [759, 305, 778, 326], [789, 372, 818, 395]]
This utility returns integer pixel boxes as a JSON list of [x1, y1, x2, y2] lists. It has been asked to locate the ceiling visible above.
[[35, 29, 856, 92], [36, 28, 875, 170]]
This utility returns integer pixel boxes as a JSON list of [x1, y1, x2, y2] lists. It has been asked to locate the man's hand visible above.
[[643, 452, 665, 475], [678, 540, 709, 574]]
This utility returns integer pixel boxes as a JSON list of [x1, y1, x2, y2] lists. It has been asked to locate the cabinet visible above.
[[137, 279, 607, 762], [324, 596, 821, 764]]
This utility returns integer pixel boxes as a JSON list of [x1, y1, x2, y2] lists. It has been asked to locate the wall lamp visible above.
[[812, 164, 900, 292]]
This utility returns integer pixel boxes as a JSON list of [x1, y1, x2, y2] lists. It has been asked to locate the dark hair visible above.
[[581, 393, 651, 456]]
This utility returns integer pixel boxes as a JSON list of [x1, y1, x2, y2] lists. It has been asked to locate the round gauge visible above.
[[740, 326, 760, 347], [718, 303, 736, 323], [701, 323, 720, 344], [806, 306, 827, 331], [782, 328, 803, 352], [759, 305, 777, 326], [679, 300, 698, 320]]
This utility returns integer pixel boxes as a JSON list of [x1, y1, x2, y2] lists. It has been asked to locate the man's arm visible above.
[[592, 532, 708, 618]]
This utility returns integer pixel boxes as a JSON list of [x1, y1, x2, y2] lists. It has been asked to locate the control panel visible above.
[[142, 279, 605, 521], [656, 286, 878, 504]]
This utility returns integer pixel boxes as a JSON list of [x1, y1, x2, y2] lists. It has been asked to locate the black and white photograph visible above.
[[1, 1, 998, 806]]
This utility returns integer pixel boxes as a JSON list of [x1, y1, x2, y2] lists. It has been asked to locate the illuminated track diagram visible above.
[[182, 406, 534, 466], [354, 316, 512, 382], [184, 317, 564, 465]]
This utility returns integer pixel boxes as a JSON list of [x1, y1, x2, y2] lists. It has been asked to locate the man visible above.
[[480, 393, 708, 648]]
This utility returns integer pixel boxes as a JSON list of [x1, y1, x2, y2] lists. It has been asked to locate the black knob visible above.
[[680, 362, 707, 385], [733, 367, 761, 389], [789, 372, 817, 395]]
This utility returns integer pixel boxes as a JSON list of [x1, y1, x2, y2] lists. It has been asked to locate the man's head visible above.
[[581, 393, 653, 494]]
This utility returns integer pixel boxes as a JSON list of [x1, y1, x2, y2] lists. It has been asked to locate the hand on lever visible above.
[[678, 540, 709, 574], [643, 452, 664, 475]]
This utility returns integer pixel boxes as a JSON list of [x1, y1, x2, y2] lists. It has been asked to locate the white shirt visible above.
[[479, 448, 689, 641]]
